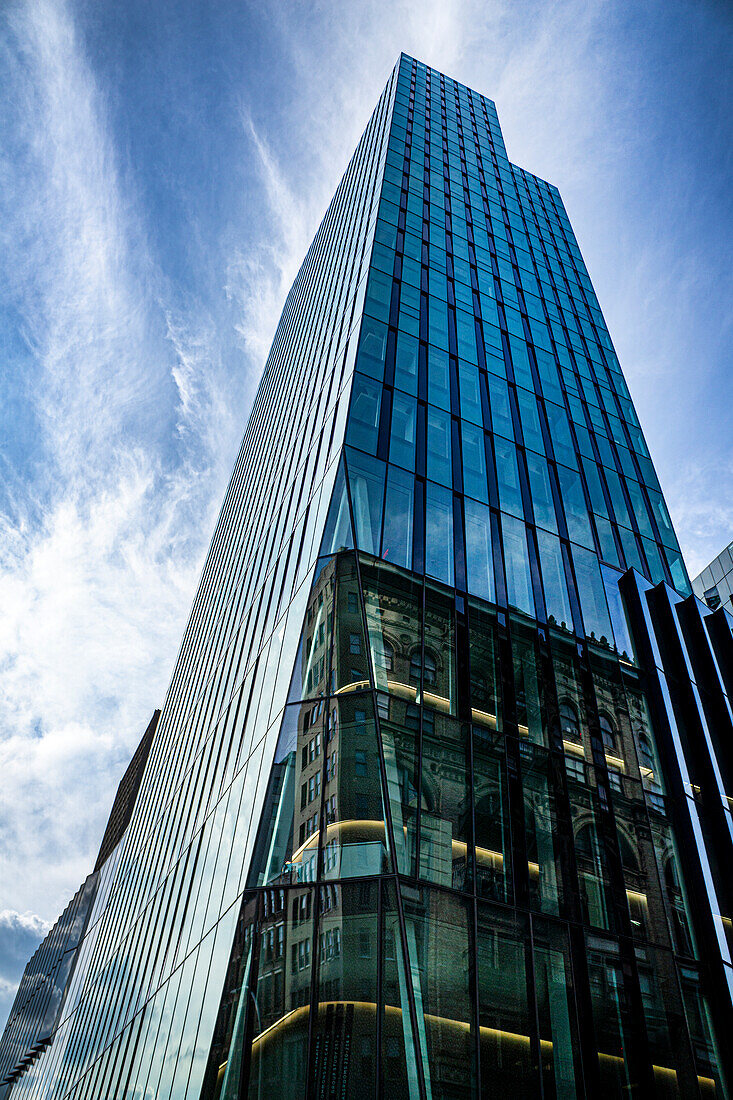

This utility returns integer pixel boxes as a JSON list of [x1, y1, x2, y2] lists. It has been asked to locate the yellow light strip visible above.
[[625, 888, 648, 906], [333, 680, 371, 695], [471, 708, 498, 729], [385, 680, 417, 700], [243, 999, 714, 1090], [423, 690, 452, 712], [563, 739, 585, 757], [289, 819, 388, 866]]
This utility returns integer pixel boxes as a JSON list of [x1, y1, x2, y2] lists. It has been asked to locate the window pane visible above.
[[347, 447, 385, 557], [382, 466, 414, 571], [321, 694, 390, 881], [502, 515, 534, 617], [402, 886, 478, 1096], [419, 715, 471, 890], [477, 903, 538, 1096], [426, 481, 454, 586], [536, 529, 572, 631], [461, 422, 488, 504], [572, 545, 614, 645], [247, 889, 313, 1097], [557, 465, 594, 548], [521, 742, 563, 917], [311, 881, 379, 1097], [389, 392, 417, 471], [464, 498, 494, 603], [526, 452, 557, 533], [427, 407, 452, 487], [494, 437, 524, 518], [347, 372, 381, 453], [395, 331, 418, 396]]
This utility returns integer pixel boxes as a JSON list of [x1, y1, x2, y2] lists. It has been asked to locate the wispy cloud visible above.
[[225, 110, 320, 364], [0, 0, 240, 967]]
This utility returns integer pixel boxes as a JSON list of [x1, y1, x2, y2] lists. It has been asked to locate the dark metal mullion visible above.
[[468, 893, 482, 1096], [237, 897, 262, 1100], [548, 196, 673, 575], [512, 182, 621, 576], [621, 572, 733, 1088], [349, 547, 428, 1098], [525, 915, 546, 1098], [577, 647, 657, 1095], [535, 192, 654, 579], [375, 881, 384, 1100], [537, 635, 585, 926], [497, 616, 530, 910]]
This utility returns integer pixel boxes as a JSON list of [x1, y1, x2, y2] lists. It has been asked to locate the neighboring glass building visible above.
[[693, 543, 733, 613], [3, 53, 733, 1099]]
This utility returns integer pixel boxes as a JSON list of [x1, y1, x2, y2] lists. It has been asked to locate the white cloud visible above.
[[0, 910, 52, 1026], [225, 111, 321, 364], [0, 0, 241, 933], [0, 910, 51, 938]]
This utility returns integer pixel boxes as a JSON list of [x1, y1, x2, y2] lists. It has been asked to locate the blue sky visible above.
[[0, 0, 730, 1023]]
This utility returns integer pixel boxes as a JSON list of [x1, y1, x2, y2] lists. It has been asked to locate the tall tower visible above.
[[3, 53, 733, 1099]]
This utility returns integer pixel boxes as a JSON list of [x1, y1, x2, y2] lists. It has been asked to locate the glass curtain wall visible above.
[[200, 54, 732, 1099]]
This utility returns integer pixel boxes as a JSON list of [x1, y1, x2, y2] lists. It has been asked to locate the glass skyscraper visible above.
[[3, 53, 733, 1099]]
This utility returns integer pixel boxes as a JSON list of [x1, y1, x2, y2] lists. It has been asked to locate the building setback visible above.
[[3, 53, 733, 1099], [693, 542, 733, 614]]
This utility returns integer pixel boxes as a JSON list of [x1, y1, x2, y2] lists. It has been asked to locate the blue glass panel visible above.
[[461, 422, 489, 504], [571, 545, 613, 644], [395, 332, 419, 396], [494, 438, 524, 519], [347, 449, 386, 557], [502, 515, 534, 617], [347, 373, 381, 454], [426, 481, 455, 586], [536, 530, 572, 631], [428, 346, 451, 411], [382, 466, 414, 571], [465, 499, 494, 603], [389, 392, 417, 471], [427, 407, 452, 488]]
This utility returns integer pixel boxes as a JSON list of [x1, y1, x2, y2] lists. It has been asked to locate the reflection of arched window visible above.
[[398, 765, 430, 811], [560, 702, 580, 742], [599, 714, 616, 753], [637, 732, 655, 773], [618, 832, 640, 874], [664, 855, 694, 955], [409, 648, 437, 687], [664, 857, 680, 895], [575, 823, 596, 859], [474, 790, 503, 850], [409, 650, 420, 684], [380, 640, 394, 672]]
